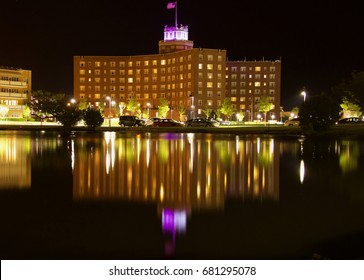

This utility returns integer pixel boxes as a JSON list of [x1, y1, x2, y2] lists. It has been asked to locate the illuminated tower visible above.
[[159, 1, 193, 54], [159, 25, 194, 54]]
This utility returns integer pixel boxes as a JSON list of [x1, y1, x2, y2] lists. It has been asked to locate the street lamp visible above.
[[106, 96, 111, 118], [147, 102, 151, 118], [106, 96, 111, 126], [301, 90, 306, 102]]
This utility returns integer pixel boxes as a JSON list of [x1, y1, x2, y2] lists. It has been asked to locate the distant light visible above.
[[301, 91, 307, 102]]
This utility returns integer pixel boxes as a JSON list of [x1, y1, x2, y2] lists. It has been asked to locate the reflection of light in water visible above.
[[71, 139, 75, 172], [298, 137, 305, 155], [236, 135, 239, 155], [162, 208, 187, 256], [104, 132, 116, 174], [257, 137, 261, 154], [136, 135, 141, 164], [197, 181, 201, 200], [187, 133, 194, 173], [338, 141, 359, 174], [0, 136, 31, 189], [270, 138, 274, 155], [160, 183, 164, 202], [146, 139, 150, 167], [300, 159, 305, 184]]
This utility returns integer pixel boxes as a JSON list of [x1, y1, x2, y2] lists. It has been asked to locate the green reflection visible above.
[[339, 140, 359, 174]]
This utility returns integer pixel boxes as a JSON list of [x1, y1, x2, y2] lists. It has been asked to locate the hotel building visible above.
[[0, 67, 32, 118], [74, 24, 281, 121], [226, 60, 281, 121]]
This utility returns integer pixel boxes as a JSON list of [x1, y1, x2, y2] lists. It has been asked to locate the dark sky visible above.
[[1, 0, 363, 109]]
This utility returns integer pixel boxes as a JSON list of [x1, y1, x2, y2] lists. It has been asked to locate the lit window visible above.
[[255, 66, 261, 72], [207, 64, 213, 70], [128, 78, 133, 83], [198, 64, 203, 70]]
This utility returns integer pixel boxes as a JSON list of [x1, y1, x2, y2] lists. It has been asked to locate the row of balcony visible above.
[[0, 80, 29, 86]]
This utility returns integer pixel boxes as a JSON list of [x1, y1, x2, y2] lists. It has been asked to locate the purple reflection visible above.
[[162, 208, 187, 256], [162, 208, 187, 234]]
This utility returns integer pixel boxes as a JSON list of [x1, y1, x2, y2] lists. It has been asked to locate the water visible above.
[[1, 130, 363, 259]]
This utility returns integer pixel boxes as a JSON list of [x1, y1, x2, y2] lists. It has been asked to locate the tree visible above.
[[83, 107, 104, 128], [299, 92, 340, 132], [258, 95, 274, 122], [78, 98, 90, 111], [177, 105, 186, 121], [27, 90, 82, 127], [202, 105, 212, 119], [56, 106, 83, 127], [22, 105, 31, 119], [0, 103, 9, 118], [27, 90, 67, 119], [126, 96, 139, 116], [331, 71, 364, 110], [219, 98, 235, 120], [340, 95, 361, 118], [158, 98, 170, 118]]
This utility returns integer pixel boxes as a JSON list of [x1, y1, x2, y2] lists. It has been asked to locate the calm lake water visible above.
[[1, 130, 364, 260]]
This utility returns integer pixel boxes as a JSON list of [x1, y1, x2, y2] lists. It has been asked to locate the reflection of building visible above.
[[73, 133, 280, 205], [72, 133, 281, 256], [73, 9, 280, 120], [0, 67, 32, 118], [224, 136, 280, 201], [0, 133, 31, 189]]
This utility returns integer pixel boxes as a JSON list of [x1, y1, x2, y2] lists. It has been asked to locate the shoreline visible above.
[[1, 123, 364, 138]]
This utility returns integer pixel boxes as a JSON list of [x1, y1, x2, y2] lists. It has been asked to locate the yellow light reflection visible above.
[[300, 159, 305, 184]]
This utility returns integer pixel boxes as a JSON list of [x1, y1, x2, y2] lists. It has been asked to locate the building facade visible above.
[[73, 24, 281, 121], [225, 60, 281, 122], [0, 67, 32, 118]]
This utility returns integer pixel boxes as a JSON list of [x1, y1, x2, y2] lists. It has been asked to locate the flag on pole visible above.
[[167, 2, 176, 9]]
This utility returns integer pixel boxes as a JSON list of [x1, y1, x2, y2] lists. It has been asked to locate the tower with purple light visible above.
[[159, 1, 193, 54]]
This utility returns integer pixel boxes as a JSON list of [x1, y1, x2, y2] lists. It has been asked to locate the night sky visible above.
[[1, 0, 363, 109]]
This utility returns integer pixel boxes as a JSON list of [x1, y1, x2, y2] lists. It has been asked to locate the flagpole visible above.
[[175, 1, 178, 26]]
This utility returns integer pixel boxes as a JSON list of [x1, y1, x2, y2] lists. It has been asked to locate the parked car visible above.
[[284, 118, 300, 126], [336, 117, 364, 125], [151, 118, 185, 127], [119, 115, 146, 127], [146, 117, 161, 126], [185, 117, 220, 127]]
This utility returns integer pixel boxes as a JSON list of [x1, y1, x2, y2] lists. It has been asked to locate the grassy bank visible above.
[[2, 122, 364, 138]]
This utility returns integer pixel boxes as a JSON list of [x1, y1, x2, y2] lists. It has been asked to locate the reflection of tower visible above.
[[161, 208, 188, 257]]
